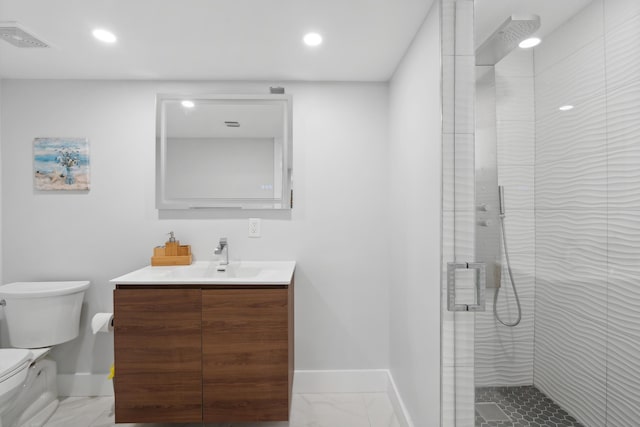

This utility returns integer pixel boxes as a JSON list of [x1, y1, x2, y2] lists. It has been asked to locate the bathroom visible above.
[[0, 0, 638, 426]]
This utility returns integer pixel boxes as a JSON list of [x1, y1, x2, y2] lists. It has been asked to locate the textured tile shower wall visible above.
[[533, 0, 640, 426]]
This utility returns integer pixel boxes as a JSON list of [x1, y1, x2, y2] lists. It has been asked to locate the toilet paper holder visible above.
[[91, 313, 114, 334]]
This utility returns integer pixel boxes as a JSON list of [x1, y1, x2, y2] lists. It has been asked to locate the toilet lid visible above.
[[0, 349, 32, 382], [0, 281, 90, 298]]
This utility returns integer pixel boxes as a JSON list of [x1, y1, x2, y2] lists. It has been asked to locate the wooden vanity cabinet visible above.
[[113, 288, 203, 423], [113, 282, 294, 424], [202, 288, 290, 422]]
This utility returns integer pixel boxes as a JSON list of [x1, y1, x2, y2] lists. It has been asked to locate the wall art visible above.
[[34, 137, 90, 191]]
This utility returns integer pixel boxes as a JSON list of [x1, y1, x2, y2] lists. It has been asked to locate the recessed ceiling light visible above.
[[303, 32, 323, 47], [181, 100, 195, 108], [92, 29, 117, 44], [559, 105, 574, 111], [519, 37, 541, 49]]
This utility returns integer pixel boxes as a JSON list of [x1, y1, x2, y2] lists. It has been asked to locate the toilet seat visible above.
[[28, 348, 50, 361], [0, 349, 32, 383]]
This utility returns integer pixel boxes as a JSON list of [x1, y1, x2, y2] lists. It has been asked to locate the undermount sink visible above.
[[111, 261, 296, 285], [166, 263, 262, 279]]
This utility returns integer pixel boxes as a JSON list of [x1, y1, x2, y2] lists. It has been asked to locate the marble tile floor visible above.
[[43, 393, 401, 427]]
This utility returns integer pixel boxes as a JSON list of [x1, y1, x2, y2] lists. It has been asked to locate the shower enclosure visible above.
[[443, 0, 640, 426]]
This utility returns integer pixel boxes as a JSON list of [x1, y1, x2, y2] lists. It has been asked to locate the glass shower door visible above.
[[446, 0, 640, 426]]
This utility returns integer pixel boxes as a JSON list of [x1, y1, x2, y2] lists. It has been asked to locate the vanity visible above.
[[110, 261, 296, 424]]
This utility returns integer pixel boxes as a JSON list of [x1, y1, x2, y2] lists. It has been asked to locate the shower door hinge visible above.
[[447, 262, 486, 312]]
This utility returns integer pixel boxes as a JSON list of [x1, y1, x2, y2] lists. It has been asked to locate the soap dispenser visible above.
[[165, 231, 178, 256], [151, 231, 192, 266]]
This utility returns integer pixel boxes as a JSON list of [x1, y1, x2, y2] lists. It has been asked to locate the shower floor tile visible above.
[[475, 386, 584, 427]]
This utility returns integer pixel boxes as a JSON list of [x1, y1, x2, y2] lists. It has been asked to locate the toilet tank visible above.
[[0, 281, 90, 349]]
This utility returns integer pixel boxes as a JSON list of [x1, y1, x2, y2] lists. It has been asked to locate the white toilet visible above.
[[0, 281, 90, 427]]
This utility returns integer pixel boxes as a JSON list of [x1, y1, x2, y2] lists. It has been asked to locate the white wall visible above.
[[388, 1, 441, 425], [0, 80, 390, 379]]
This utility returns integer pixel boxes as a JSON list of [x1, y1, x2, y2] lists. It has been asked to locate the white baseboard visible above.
[[57, 374, 113, 397], [292, 369, 390, 393], [58, 369, 414, 426], [386, 371, 415, 427], [293, 369, 414, 427]]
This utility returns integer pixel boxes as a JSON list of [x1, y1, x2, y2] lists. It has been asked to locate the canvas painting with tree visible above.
[[34, 137, 90, 191]]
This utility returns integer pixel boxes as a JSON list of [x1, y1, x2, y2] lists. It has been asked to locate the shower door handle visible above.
[[447, 262, 486, 312]]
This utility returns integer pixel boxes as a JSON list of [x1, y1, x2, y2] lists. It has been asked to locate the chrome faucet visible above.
[[214, 237, 229, 267]]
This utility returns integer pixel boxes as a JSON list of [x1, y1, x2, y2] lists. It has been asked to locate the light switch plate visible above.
[[248, 218, 261, 238]]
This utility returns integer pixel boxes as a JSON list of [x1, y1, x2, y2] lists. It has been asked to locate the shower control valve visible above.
[[477, 203, 491, 212]]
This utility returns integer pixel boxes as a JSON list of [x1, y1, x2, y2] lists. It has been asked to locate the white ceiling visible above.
[[0, 0, 595, 81], [0, 0, 434, 81]]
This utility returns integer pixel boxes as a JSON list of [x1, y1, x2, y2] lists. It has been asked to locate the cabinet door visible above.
[[114, 288, 202, 423], [202, 288, 289, 422]]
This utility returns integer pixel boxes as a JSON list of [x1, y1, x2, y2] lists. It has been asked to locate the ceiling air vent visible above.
[[0, 22, 49, 48]]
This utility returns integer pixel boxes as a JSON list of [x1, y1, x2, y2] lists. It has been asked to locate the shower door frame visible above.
[[441, 0, 478, 426]]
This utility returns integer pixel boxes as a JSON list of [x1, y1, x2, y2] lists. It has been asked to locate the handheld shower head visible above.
[[495, 184, 522, 327], [498, 185, 506, 216]]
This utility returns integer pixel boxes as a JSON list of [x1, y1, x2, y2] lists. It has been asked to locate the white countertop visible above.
[[110, 261, 296, 285]]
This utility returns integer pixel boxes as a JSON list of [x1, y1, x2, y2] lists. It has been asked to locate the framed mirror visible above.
[[156, 94, 292, 209]]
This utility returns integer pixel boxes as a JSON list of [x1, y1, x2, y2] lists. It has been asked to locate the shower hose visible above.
[[494, 212, 522, 327]]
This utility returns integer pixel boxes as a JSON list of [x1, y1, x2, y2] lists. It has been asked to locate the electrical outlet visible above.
[[248, 218, 261, 238]]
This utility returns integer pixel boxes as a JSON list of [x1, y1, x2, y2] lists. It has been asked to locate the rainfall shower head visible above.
[[476, 15, 541, 66], [0, 22, 49, 48]]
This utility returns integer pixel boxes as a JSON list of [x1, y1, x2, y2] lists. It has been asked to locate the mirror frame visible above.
[[156, 93, 293, 210]]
